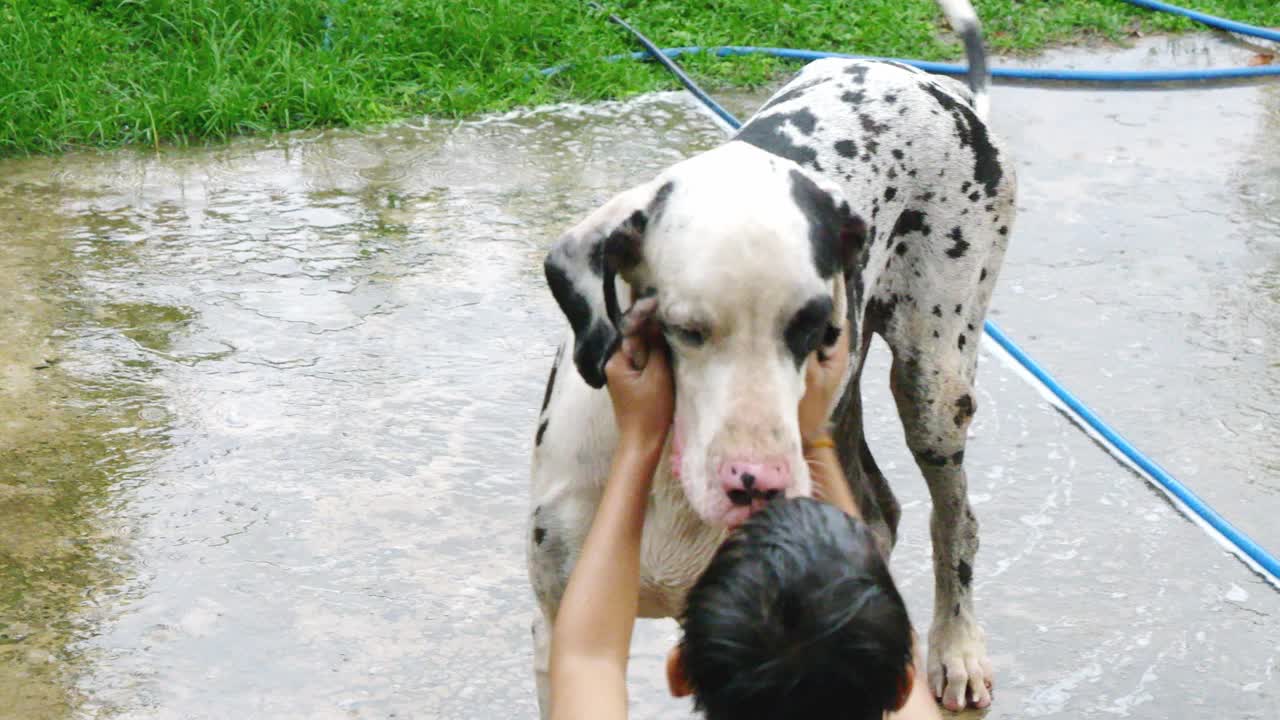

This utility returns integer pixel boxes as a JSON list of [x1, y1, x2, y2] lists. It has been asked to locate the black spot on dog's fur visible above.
[[845, 64, 870, 83], [917, 449, 950, 467], [980, 268, 988, 282], [834, 139, 858, 159], [958, 334, 967, 350], [530, 505, 571, 588], [998, 225, 1009, 236], [865, 294, 898, 335], [788, 109, 817, 135], [532, 506, 547, 546], [954, 394, 975, 427], [842, 89, 866, 106], [860, 113, 889, 136], [895, 242, 908, 256], [736, 110, 822, 171], [540, 350, 561, 413], [892, 148, 905, 160], [945, 226, 969, 259], [920, 82, 1003, 198], [884, 187, 897, 201], [932, 304, 942, 317], [788, 169, 865, 279], [958, 560, 973, 587], [891, 209, 931, 239], [968, 191, 981, 202], [954, 304, 963, 315]]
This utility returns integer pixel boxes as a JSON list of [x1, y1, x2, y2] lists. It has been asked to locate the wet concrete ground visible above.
[[1, 33, 1277, 720]]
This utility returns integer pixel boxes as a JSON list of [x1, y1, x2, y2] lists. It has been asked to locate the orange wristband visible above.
[[803, 434, 835, 451]]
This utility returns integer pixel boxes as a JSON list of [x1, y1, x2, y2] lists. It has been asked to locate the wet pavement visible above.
[[1, 32, 1277, 720]]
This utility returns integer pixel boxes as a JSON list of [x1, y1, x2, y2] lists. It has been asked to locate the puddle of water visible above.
[[0, 181, 174, 717], [0, 32, 1276, 720]]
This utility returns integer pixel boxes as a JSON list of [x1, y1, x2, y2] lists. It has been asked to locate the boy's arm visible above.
[[804, 440, 861, 520], [798, 325, 861, 520], [549, 438, 664, 720], [549, 325, 674, 720]]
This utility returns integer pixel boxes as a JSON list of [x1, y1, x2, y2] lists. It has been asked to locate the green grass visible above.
[[1, 0, 1277, 156]]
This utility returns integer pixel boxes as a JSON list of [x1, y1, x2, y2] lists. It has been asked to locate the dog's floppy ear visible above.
[[786, 168, 866, 332], [544, 179, 674, 388]]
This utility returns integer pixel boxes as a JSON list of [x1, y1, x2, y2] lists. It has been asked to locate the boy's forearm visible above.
[[805, 443, 861, 520], [551, 438, 662, 664]]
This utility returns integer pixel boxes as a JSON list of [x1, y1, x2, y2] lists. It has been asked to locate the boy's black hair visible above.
[[680, 497, 913, 720]]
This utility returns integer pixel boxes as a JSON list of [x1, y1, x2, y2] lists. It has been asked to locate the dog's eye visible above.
[[666, 323, 707, 347], [822, 323, 840, 347], [784, 296, 835, 366]]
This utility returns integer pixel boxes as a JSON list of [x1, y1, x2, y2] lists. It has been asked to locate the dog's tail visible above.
[[934, 0, 990, 120]]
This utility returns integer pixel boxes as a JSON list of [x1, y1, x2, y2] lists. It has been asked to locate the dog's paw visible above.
[[927, 616, 993, 711]]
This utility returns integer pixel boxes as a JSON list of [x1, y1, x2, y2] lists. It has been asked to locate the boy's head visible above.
[[667, 498, 914, 720]]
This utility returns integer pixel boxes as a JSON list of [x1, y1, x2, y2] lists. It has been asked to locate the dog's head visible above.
[[545, 143, 866, 526]]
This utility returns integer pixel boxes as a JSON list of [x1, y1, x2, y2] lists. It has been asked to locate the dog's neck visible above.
[[635, 452, 729, 618]]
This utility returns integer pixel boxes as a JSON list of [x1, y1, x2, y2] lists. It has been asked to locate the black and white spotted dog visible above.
[[528, 0, 1013, 712]]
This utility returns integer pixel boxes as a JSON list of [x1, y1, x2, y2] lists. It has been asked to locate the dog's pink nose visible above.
[[719, 458, 790, 507]]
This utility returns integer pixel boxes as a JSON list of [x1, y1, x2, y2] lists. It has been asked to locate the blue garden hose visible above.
[[543, 45, 1280, 82], [547, 0, 1280, 82], [576, 3, 1280, 587], [1117, 0, 1280, 44]]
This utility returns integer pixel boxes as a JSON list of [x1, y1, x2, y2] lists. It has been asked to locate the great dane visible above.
[[528, 0, 1013, 712]]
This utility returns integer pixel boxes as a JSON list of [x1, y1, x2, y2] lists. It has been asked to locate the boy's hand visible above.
[[605, 299, 674, 455], [798, 322, 852, 443]]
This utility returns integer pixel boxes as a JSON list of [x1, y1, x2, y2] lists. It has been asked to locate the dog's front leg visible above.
[[531, 610, 553, 718], [527, 502, 573, 720], [889, 349, 992, 711]]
